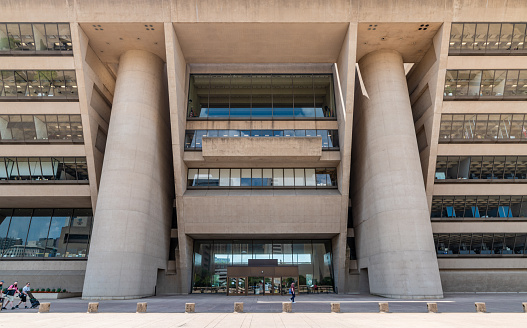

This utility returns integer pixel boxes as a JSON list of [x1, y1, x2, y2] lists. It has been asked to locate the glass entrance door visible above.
[[227, 277, 247, 296], [273, 277, 281, 294], [264, 277, 272, 294]]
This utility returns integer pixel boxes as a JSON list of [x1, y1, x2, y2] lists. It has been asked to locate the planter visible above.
[[30, 292, 81, 299]]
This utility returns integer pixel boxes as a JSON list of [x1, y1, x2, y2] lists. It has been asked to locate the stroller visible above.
[[26, 291, 40, 309]]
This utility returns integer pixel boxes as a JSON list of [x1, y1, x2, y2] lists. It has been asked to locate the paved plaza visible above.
[[1, 293, 527, 314], [0, 293, 525, 327]]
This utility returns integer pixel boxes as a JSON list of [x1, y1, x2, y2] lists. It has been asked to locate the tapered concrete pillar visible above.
[[351, 50, 443, 298], [82, 50, 173, 299]]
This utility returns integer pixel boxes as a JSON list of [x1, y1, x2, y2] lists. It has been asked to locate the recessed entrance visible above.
[[226, 259, 299, 296]]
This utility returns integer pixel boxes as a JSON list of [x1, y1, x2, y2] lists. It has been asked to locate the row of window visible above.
[[439, 114, 527, 142], [0, 70, 78, 99], [188, 74, 336, 120], [184, 129, 339, 150], [0, 23, 72, 54], [434, 233, 527, 255], [0, 209, 92, 259], [0, 115, 83, 143], [444, 69, 527, 99], [0, 157, 88, 182], [431, 195, 527, 218], [435, 156, 527, 180], [449, 23, 527, 54], [188, 168, 337, 188]]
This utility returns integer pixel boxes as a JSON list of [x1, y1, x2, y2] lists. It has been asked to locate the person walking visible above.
[[0, 280, 4, 308], [289, 282, 296, 303], [3, 281, 19, 310], [15, 282, 30, 309]]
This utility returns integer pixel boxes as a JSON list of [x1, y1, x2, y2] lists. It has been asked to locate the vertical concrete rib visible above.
[[82, 50, 173, 299], [352, 49, 443, 298]]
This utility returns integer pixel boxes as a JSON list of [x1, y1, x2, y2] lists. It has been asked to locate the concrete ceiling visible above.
[[80, 23, 166, 65], [173, 22, 349, 63], [356, 22, 441, 63]]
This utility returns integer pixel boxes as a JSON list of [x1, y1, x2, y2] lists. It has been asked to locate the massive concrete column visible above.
[[83, 50, 173, 299], [351, 50, 443, 298]]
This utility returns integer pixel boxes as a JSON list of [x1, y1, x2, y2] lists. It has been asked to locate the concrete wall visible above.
[[0, 261, 87, 293]]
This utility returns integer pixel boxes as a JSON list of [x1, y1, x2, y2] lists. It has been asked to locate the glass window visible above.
[[219, 169, 230, 187], [293, 75, 315, 118], [6, 24, 21, 51], [187, 168, 198, 187], [449, 23, 463, 51], [486, 115, 500, 139], [4, 209, 32, 258], [461, 23, 476, 50], [230, 169, 241, 187], [444, 71, 457, 97], [44, 24, 59, 51], [294, 169, 305, 187], [197, 168, 209, 186], [439, 115, 452, 141], [305, 168, 316, 187], [499, 23, 514, 50], [317, 130, 329, 148], [518, 71, 527, 97], [314, 75, 335, 118], [240, 169, 251, 187], [229, 75, 251, 119], [46, 209, 72, 257], [0, 209, 13, 255], [209, 169, 219, 186], [455, 70, 470, 96], [273, 169, 283, 187], [32, 24, 47, 51], [511, 114, 525, 140], [273, 75, 294, 118], [468, 70, 482, 96], [251, 75, 272, 119], [284, 169, 294, 186], [504, 70, 519, 96], [514, 234, 526, 254], [435, 156, 448, 180], [188, 75, 208, 118], [65, 209, 92, 258], [262, 169, 273, 187], [474, 23, 489, 51], [487, 24, 501, 50], [493, 70, 507, 96], [498, 114, 513, 139], [25, 209, 52, 258], [251, 169, 262, 187], [58, 24, 72, 51], [0, 24, 10, 51]]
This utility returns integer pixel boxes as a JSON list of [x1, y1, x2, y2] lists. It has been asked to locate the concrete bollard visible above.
[[475, 302, 486, 313], [38, 303, 50, 313], [331, 302, 340, 313], [282, 302, 292, 313], [136, 302, 147, 313], [427, 303, 438, 313], [522, 302, 527, 313], [185, 303, 195, 313], [87, 302, 99, 313], [234, 302, 243, 313], [379, 302, 389, 313]]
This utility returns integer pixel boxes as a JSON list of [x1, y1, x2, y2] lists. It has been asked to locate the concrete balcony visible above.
[[201, 136, 322, 162], [0, 184, 92, 207]]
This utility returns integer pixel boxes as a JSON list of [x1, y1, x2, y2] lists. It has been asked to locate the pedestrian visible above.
[[15, 282, 30, 309], [0, 280, 4, 308], [289, 282, 296, 303], [3, 281, 19, 310]]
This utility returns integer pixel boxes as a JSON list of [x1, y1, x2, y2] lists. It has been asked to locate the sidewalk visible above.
[[0, 312, 526, 328]]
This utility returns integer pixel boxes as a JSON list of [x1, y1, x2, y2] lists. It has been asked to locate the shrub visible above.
[[62, 289, 67, 293], [30, 289, 34, 292], [51, 289, 56, 292], [57, 288, 61, 293], [46, 288, 50, 292]]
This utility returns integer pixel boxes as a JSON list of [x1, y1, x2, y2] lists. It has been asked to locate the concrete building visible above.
[[0, 0, 526, 299]]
